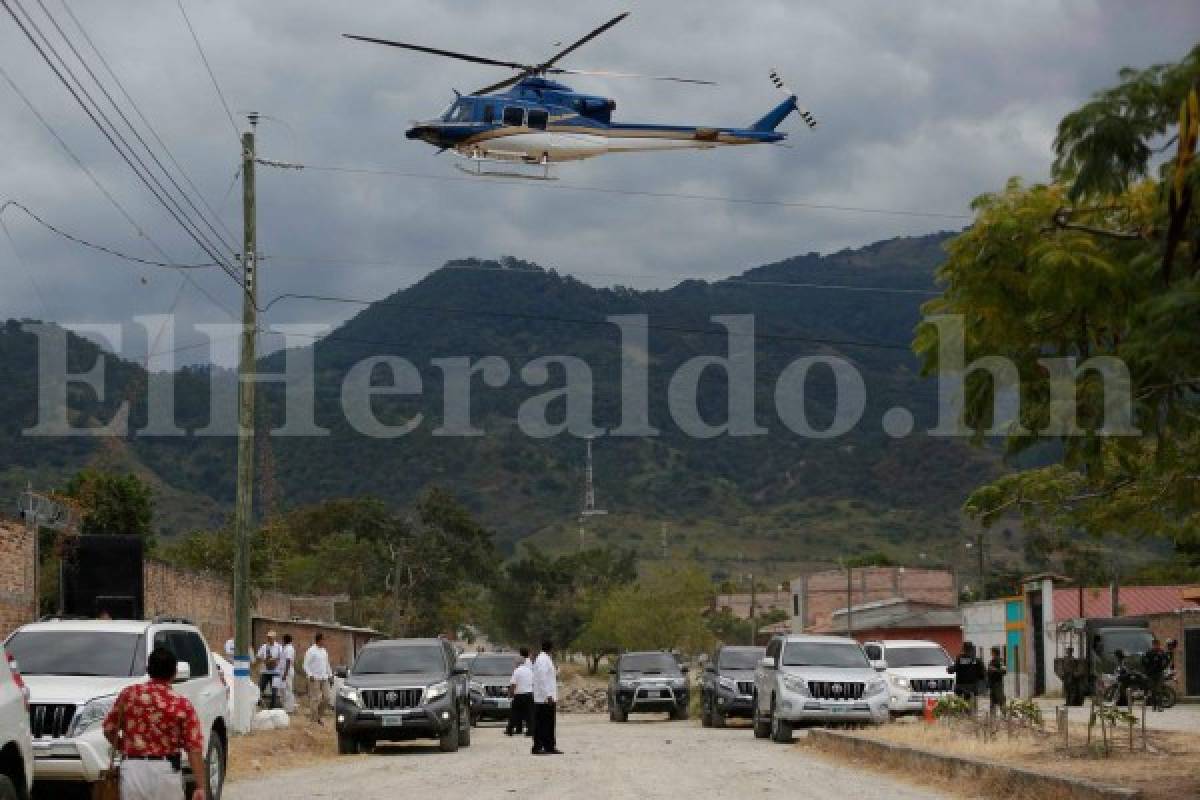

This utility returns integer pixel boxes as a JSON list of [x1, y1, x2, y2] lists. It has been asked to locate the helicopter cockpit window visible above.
[[502, 106, 525, 127], [527, 109, 548, 130], [444, 102, 472, 123]]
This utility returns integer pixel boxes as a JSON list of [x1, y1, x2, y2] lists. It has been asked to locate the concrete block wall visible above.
[[0, 521, 36, 638], [792, 567, 957, 632]]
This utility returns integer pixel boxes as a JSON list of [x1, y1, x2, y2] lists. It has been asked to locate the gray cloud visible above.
[[2, 0, 1197, 367]]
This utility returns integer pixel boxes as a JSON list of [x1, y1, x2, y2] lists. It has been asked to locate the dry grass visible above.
[[226, 713, 341, 782], [805, 716, 1200, 800]]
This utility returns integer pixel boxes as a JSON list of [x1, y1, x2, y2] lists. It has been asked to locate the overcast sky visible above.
[[1, 0, 1197, 368]]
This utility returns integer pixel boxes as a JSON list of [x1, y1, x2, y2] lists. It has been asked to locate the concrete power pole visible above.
[[233, 115, 259, 664], [579, 436, 606, 551]]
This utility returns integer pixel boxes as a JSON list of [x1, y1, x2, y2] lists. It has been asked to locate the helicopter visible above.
[[344, 12, 816, 179]]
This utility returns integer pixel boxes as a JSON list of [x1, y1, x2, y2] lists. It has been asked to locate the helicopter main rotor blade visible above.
[[470, 73, 528, 96], [342, 34, 530, 70], [548, 67, 716, 86], [536, 12, 630, 73]]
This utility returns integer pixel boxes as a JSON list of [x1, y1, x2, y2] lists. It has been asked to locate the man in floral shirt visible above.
[[103, 645, 207, 800]]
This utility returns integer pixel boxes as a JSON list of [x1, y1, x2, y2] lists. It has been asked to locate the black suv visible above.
[[335, 638, 471, 754], [700, 645, 764, 727], [466, 653, 521, 725], [607, 651, 690, 722]]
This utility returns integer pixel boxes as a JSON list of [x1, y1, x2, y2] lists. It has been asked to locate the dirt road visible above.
[[224, 714, 948, 800]]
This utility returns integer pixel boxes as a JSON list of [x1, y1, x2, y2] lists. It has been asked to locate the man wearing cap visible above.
[[257, 631, 283, 710]]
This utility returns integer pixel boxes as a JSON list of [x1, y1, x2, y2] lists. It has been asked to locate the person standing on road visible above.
[[531, 639, 561, 755], [1142, 638, 1170, 712], [257, 631, 282, 709], [103, 645, 206, 800], [303, 633, 335, 725], [507, 647, 534, 737], [986, 646, 1006, 714], [280, 634, 297, 713], [948, 641, 984, 711]]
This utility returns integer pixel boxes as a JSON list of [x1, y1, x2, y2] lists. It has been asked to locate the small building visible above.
[[789, 566, 957, 633], [712, 590, 791, 621], [819, 598, 963, 653]]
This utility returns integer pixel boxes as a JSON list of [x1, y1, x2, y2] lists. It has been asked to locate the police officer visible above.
[[986, 646, 1007, 714], [948, 641, 985, 707], [1061, 646, 1085, 706], [1142, 638, 1170, 712]]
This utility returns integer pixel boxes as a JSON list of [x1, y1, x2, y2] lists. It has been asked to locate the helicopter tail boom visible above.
[[752, 69, 817, 132]]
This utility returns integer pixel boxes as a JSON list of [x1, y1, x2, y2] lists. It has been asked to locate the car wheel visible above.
[[439, 715, 461, 752], [711, 708, 726, 729], [613, 704, 628, 723], [1160, 685, 1178, 710], [0, 775, 20, 800], [337, 732, 356, 755], [206, 731, 227, 800], [671, 703, 690, 721], [700, 696, 712, 728], [770, 701, 792, 744], [752, 695, 770, 739], [460, 713, 473, 747]]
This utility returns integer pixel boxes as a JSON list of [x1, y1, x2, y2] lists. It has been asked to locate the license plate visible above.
[[827, 706, 849, 713], [381, 715, 404, 727], [497, 698, 511, 708]]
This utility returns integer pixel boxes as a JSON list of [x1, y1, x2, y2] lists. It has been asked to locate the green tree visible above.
[[65, 469, 154, 539], [914, 46, 1200, 554]]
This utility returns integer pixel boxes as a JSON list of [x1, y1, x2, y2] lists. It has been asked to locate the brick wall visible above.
[[794, 567, 957, 632], [0, 520, 35, 638]]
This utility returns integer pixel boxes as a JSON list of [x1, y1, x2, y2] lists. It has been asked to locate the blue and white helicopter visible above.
[[344, 12, 816, 179]]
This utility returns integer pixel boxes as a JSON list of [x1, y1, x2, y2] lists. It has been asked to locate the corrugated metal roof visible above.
[[1053, 586, 1200, 620]]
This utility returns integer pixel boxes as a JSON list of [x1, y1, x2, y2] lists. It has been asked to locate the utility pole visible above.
[[748, 571, 757, 646], [232, 114, 259, 663], [660, 523, 668, 560], [976, 528, 986, 602], [578, 435, 606, 552], [845, 563, 853, 637]]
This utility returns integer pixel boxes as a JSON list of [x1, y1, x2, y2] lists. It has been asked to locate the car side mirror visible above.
[[335, 667, 348, 680], [759, 656, 775, 670], [174, 662, 191, 683]]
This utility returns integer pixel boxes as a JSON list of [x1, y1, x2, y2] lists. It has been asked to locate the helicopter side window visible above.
[[527, 109, 548, 130], [482, 105, 495, 124], [502, 107, 525, 127]]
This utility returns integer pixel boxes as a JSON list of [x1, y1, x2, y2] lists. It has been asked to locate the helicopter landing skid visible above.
[[452, 151, 557, 181]]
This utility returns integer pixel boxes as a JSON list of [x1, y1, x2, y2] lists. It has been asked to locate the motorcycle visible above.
[[1101, 666, 1177, 709]]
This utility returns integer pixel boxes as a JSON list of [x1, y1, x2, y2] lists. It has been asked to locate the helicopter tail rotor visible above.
[[767, 68, 817, 129]]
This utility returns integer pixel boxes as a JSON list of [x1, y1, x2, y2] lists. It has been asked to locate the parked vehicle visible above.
[[4, 617, 229, 799], [0, 643, 33, 800], [466, 653, 521, 725], [862, 639, 955, 715], [607, 651, 690, 722], [753, 634, 888, 742], [1056, 617, 1154, 701], [335, 638, 471, 754], [700, 645, 763, 728]]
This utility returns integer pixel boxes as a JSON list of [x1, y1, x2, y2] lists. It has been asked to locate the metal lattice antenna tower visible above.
[[579, 436, 607, 551]]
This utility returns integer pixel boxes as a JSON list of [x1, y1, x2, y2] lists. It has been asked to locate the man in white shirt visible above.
[[280, 634, 297, 713], [531, 639, 561, 755], [303, 633, 335, 724], [257, 631, 282, 709], [506, 647, 534, 737]]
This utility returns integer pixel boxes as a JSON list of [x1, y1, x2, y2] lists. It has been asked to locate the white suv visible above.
[[863, 639, 955, 715], [752, 634, 888, 742], [0, 642, 33, 800], [4, 617, 229, 799]]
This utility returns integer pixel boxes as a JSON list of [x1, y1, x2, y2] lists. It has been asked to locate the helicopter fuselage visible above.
[[406, 77, 792, 164]]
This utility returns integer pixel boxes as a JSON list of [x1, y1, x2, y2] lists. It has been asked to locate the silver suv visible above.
[[752, 634, 888, 742], [0, 642, 33, 800], [4, 617, 229, 799]]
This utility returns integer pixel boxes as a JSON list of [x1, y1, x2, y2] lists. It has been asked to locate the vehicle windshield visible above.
[[1095, 628, 1154, 672], [782, 642, 870, 669], [353, 645, 444, 675], [472, 655, 520, 676], [885, 646, 952, 668], [718, 649, 764, 670], [621, 653, 680, 673], [6, 631, 143, 676], [442, 101, 471, 122]]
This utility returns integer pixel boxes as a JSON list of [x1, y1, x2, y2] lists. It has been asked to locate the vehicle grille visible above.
[[909, 678, 953, 692], [360, 688, 423, 710], [807, 681, 865, 701], [484, 685, 507, 698], [30, 704, 76, 738], [736, 681, 755, 696]]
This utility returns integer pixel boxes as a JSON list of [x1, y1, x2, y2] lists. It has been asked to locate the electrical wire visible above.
[[259, 159, 973, 221], [175, 0, 239, 139], [1, 205, 53, 319]]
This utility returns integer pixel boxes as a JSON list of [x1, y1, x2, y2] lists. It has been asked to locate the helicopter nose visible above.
[[406, 124, 441, 145]]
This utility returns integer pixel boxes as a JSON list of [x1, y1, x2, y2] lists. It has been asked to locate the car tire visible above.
[[0, 775, 20, 800], [439, 716, 461, 752], [613, 704, 627, 723], [770, 701, 792, 744], [711, 708, 726, 729], [337, 732, 358, 755], [671, 703, 690, 721], [460, 713, 473, 748], [205, 731, 227, 800], [700, 697, 712, 728], [752, 695, 770, 739], [1159, 685, 1178, 710]]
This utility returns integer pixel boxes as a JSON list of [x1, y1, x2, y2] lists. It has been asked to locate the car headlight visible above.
[[865, 680, 887, 698], [889, 675, 910, 690], [425, 681, 450, 703], [68, 694, 117, 738], [717, 676, 737, 691], [781, 674, 809, 696], [337, 686, 360, 706]]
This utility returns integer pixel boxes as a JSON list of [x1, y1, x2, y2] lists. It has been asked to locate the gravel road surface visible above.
[[225, 714, 949, 800]]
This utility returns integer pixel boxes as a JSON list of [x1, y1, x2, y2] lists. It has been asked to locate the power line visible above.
[[0, 59, 239, 321], [1, 201, 216, 268], [175, 0, 238, 139], [2, 0, 242, 286], [258, 159, 973, 221], [58, 0, 240, 249], [1, 205, 53, 318]]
